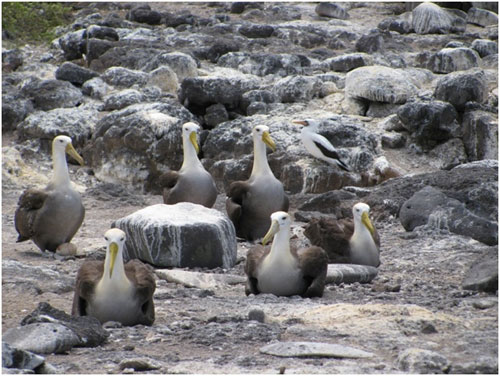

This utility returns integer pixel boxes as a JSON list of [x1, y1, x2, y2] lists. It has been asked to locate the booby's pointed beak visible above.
[[189, 131, 200, 154], [262, 219, 280, 245], [65, 143, 84, 166], [262, 131, 276, 152], [361, 211, 376, 237], [109, 242, 118, 278], [292, 120, 307, 126]]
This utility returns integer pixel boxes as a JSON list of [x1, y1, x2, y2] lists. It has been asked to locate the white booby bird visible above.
[[226, 125, 289, 241], [349, 202, 380, 267], [161, 122, 217, 208], [245, 211, 328, 297], [14, 135, 85, 252], [72, 228, 156, 326], [293, 119, 350, 171]]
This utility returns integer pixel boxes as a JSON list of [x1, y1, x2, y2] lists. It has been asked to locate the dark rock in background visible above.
[[55, 62, 99, 85], [434, 69, 488, 111], [399, 185, 497, 245], [126, 4, 162, 25], [315, 3, 349, 20], [462, 246, 498, 292]]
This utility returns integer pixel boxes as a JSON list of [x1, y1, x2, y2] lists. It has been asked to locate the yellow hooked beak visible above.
[[262, 219, 280, 245], [109, 242, 118, 278], [189, 131, 200, 154], [292, 120, 307, 126], [65, 143, 84, 166], [262, 131, 276, 152], [361, 211, 375, 237]]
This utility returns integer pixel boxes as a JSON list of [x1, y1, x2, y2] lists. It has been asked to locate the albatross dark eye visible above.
[[120, 237, 125, 241], [104, 236, 108, 241]]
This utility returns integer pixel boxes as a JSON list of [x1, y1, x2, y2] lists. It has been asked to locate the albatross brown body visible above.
[[14, 135, 84, 252], [245, 212, 327, 297], [72, 229, 156, 326]]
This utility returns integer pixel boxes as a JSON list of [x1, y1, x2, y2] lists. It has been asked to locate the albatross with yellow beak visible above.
[[14, 135, 85, 252], [161, 122, 217, 208], [245, 211, 328, 297], [72, 228, 156, 326], [350, 203, 380, 267], [226, 125, 289, 241]]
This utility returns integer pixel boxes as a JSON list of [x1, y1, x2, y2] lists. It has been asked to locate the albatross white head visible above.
[[180, 122, 202, 170], [102, 228, 129, 282], [251, 125, 276, 178], [352, 203, 375, 237], [51, 135, 84, 186], [262, 211, 292, 256]]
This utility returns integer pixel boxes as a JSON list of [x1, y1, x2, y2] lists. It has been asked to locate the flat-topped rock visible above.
[[260, 341, 374, 358], [113, 203, 237, 269]]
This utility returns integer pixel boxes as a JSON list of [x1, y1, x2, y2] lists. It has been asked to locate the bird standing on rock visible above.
[[226, 125, 289, 241], [72, 228, 156, 326], [293, 119, 350, 171], [161, 122, 217, 208], [245, 211, 328, 297], [14, 135, 85, 253]]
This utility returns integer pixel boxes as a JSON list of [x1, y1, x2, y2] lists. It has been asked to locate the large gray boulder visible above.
[[55, 62, 99, 86], [217, 52, 308, 77], [467, 7, 498, 27], [112, 203, 237, 269], [2, 342, 46, 372], [86, 101, 196, 192], [17, 106, 98, 148], [325, 53, 373, 72], [397, 100, 460, 144], [434, 69, 488, 111], [345, 66, 418, 105], [20, 79, 83, 111], [179, 75, 260, 112], [462, 110, 498, 161], [144, 52, 198, 81], [462, 246, 498, 292], [428, 47, 480, 74], [101, 66, 150, 87], [315, 3, 349, 19], [471, 39, 498, 58], [412, 2, 465, 34], [273, 75, 323, 103], [399, 185, 497, 245]]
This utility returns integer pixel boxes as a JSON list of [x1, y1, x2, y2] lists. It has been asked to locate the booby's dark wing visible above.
[[124, 259, 156, 326], [295, 246, 328, 298], [72, 260, 104, 317], [14, 188, 48, 242], [313, 140, 350, 171], [244, 244, 270, 295]]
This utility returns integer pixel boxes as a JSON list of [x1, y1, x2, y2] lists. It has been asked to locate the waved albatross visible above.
[[161, 122, 217, 208], [14, 135, 85, 252], [245, 211, 328, 297], [226, 125, 289, 241], [72, 228, 156, 326], [293, 119, 350, 171]]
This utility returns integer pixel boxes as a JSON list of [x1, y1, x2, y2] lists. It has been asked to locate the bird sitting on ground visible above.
[[14, 135, 85, 253], [293, 119, 350, 171], [245, 211, 328, 297], [72, 228, 156, 326], [161, 122, 217, 208], [226, 125, 289, 241]]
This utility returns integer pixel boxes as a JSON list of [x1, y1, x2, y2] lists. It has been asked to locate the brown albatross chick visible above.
[[14, 135, 85, 252], [245, 211, 328, 297], [72, 228, 156, 326]]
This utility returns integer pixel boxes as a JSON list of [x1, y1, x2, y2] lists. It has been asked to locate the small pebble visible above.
[[248, 309, 266, 323], [472, 299, 496, 310]]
